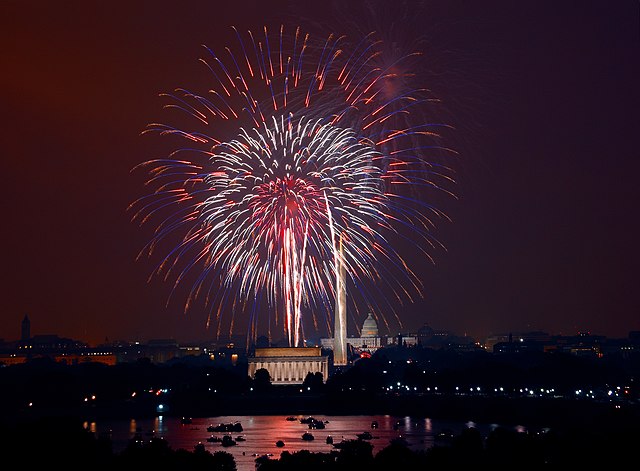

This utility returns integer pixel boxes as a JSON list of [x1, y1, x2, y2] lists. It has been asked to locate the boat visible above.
[[207, 422, 243, 433], [308, 419, 325, 429], [276, 440, 285, 448], [206, 435, 221, 443], [285, 416, 297, 421], [236, 435, 247, 442], [371, 421, 379, 429], [357, 431, 373, 440], [435, 429, 455, 441], [302, 432, 315, 441], [333, 439, 356, 449], [326, 435, 333, 444], [221, 435, 237, 447], [181, 417, 193, 425]]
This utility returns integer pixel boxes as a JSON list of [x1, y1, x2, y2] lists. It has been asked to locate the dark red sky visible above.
[[2, 0, 639, 346]]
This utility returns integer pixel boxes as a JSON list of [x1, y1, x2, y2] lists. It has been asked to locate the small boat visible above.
[[302, 432, 314, 441], [221, 435, 237, 447], [206, 435, 221, 442], [326, 435, 333, 444], [236, 435, 246, 442], [308, 419, 325, 429], [285, 416, 297, 421], [181, 417, 193, 425], [357, 431, 373, 440], [276, 440, 285, 447], [371, 421, 379, 429], [208, 422, 243, 433], [333, 439, 354, 449], [435, 429, 455, 441]]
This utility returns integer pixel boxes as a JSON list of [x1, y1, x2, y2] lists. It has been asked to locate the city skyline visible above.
[[3, 311, 638, 349], [2, 0, 639, 346]]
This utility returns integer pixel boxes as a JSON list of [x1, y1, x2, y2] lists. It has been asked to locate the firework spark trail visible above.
[[130, 25, 455, 346]]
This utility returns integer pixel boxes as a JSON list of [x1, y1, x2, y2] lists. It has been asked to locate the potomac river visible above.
[[87, 414, 526, 471]]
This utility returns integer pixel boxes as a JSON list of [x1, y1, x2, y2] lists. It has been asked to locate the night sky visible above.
[[2, 0, 639, 346]]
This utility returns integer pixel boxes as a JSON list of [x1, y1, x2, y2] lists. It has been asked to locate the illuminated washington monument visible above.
[[333, 235, 347, 366]]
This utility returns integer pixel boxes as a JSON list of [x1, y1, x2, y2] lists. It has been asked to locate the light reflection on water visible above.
[[93, 415, 501, 471]]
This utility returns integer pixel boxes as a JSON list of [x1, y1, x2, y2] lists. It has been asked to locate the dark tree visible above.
[[303, 371, 325, 392], [211, 450, 238, 471], [335, 438, 374, 469], [373, 441, 423, 470], [253, 367, 272, 392]]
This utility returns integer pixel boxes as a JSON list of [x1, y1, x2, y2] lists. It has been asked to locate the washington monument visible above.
[[333, 235, 347, 366]]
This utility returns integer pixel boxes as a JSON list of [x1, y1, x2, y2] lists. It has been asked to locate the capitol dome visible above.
[[361, 313, 379, 337]]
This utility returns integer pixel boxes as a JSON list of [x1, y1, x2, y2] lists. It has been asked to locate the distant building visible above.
[[206, 343, 246, 368], [248, 347, 329, 385], [483, 334, 511, 352], [145, 338, 180, 363], [321, 313, 388, 356], [21, 314, 30, 341], [349, 314, 388, 353], [362, 313, 379, 337], [394, 332, 418, 347], [19, 334, 87, 353], [53, 351, 117, 366], [485, 331, 552, 352]]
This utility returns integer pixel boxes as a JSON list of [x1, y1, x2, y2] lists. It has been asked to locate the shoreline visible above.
[[5, 393, 637, 433]]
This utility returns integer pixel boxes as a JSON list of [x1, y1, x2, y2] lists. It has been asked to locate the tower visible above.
[[333, 235, 347, 366], [21, 314, 30, 341]]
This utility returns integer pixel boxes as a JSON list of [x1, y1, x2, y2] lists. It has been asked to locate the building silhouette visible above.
[[21, 314, 30, 341], [321, 312, 388, 358]]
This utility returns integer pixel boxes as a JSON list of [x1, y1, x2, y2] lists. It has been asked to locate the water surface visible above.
[[90, 415, 504, 471]]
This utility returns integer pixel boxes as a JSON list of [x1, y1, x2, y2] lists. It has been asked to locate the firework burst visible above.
[[130, 25, 455, 346]]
